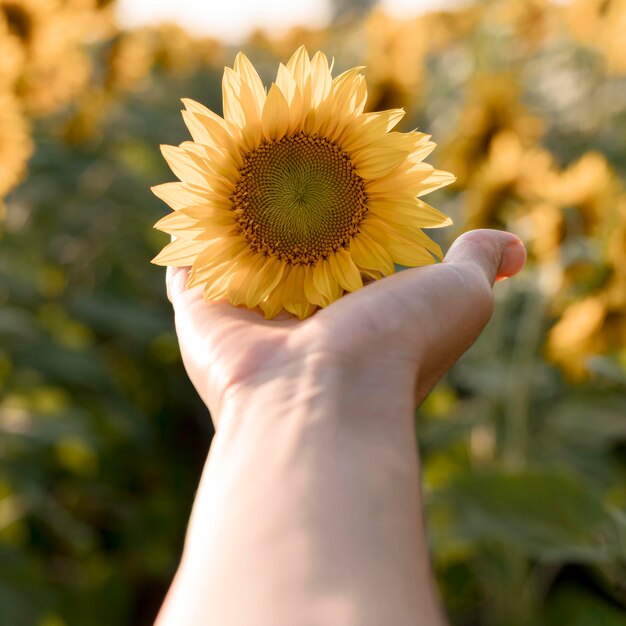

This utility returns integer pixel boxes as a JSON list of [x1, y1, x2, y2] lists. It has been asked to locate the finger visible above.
[[444, 228, 526, 285]]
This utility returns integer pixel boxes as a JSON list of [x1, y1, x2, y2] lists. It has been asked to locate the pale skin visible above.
[[155, 228, 527, 626]]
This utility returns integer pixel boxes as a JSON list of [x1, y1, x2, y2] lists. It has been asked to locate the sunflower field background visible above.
[[1, 0, 625, 624]]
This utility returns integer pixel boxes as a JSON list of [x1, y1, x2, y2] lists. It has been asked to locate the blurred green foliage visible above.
[[1, 0, 626, 624]]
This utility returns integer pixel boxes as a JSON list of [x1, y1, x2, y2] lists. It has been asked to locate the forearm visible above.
[[158, 356, 447, 626]]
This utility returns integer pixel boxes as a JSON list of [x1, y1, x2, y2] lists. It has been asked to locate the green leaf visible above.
[[443, 470, 623, 562]]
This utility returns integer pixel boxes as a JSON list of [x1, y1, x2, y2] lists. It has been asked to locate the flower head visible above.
[[152, 47, 454, 319]]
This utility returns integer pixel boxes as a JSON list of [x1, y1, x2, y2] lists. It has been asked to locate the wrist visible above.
[[217, 349, 418, 438]]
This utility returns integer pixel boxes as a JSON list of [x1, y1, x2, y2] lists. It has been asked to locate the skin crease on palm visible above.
[[157, 228, 527, 626]]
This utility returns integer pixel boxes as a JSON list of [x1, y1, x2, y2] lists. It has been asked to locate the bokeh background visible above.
[[1, 0, 625, 624]]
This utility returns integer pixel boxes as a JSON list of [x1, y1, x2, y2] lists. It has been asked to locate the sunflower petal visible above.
[[151, 239, 210, 266], [313, 258, 343, 304], [416, 169, 457, 197], [282, 264, 316, 319], [234, 52, 266, 108], [228, 253, 268, 306], [328, 248, 363, 292], [222, 67, 246, 128], [308, 51, 332, 107], [350, 231, 394, 275], [262, 83, 290, 141], [286, 46, 311, 89], [245, 256, 285, 308], [160, 145, 210, 187], [151, 182, 211, 210], [340, 109, 405, 152], [365, 162, 434, 197], [369, 198, 453, 229], [352, 146, 409, 179]]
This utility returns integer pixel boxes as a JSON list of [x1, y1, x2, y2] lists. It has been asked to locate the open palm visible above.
[[167, 229, 526, 425]]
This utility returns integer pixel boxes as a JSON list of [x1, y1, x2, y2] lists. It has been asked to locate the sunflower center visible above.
[[232, 132, 367, 265]]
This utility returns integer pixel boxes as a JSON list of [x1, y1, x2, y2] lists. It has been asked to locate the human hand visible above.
[[166, 228, 526, 425]]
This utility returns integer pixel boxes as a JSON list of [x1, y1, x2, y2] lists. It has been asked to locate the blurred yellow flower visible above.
[[0, 16, 25, 90], [545, 182, 626, 378], [364, 7, 478, 112], [567, 0, 626, 74], [152, 47, 454, 319], [365, 9, 430, 112], [539, 152, 621, 235], [0, 0, 94, 115], [492, 0, 559, 52], [0, 93, 32, 201], [465, 131, 553, 230], [546, 295, 607, 379], [104, 31, 155, 94], [440, 75, 543, 188]]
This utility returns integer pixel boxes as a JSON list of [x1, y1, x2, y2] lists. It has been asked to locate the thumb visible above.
[[444, 228, 527, 284], [411, 229, 526, 401]]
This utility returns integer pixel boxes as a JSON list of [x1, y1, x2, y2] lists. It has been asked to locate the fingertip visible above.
[[445, 229, 526, 286], [496, 239, 527, 281]]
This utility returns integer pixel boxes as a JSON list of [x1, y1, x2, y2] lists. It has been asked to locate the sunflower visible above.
[[152, 47, 454, 319]]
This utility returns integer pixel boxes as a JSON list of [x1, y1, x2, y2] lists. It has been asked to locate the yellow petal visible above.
[[303, 264, 330, 307], [317, 69, 366, 138], [154, 211, 201, 233], [202, 263, 239, 300], [178, 203, 234, 220], [261, 83, 290, 141], [193, 237, 249, 270], [180, 141, 240, 181], [245, 255, 285, 308], [260, 280, 286, 319], [352, 145, 409, 179], [312, 258, 343, 305], [160, 145, 210, 187], [361, 217, 438, 266], [408, 138, 437, 163], [275, 63, 304, 133], [276, 63, 297, 103], [282, 264, 316, 319], [228, 253, 268, 306], [365, 162, 433, 197], [340, 109, 405, 152], [368, 198, 453, 229], [151, 239, 210, 266], [222, 67, 245, 128], [349, 231, 394, 275], [368, 215, 443, 259], [233, 52, 266, 109], [285, 46, 311, 89], [328, 248, 363, 292], [181, 108, 242, 164], [181, 97, 219, 119], [416, 169, 456, 197], [151, 182, 211, 210], [187, 240, 249, 287], [237, 81, 263, 150], [308, 51, 332, 107]]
